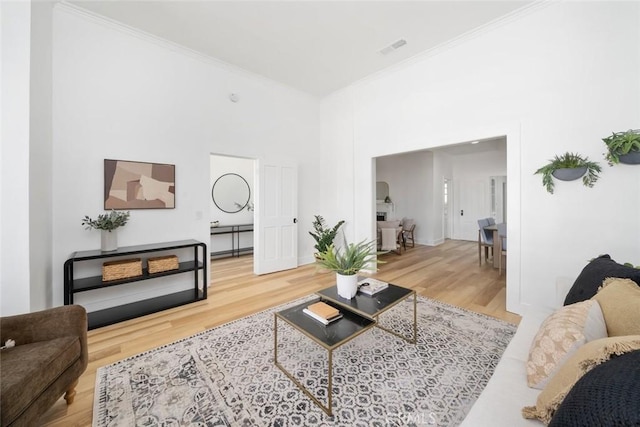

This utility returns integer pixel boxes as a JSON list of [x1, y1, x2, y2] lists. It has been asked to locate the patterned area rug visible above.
[[93, 295, 516, 427]]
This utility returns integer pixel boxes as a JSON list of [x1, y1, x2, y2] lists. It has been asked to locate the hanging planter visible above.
[[551, 166, 588, 181], [619, 151, 640, 165], [602, 129, 640, 166], [534, 152, 601, 194]]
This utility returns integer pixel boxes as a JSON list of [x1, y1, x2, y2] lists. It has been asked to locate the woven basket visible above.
[[102, 258, 142, 282], [148, 255, 179, 274]]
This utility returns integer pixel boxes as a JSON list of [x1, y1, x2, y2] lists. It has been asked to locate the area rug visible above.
[[93, 295, 516, 427]]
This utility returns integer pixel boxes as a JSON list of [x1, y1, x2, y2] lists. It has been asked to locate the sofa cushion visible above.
[[1, 336, 81, 425], [522, 335, 640, 424], [563, 254, 640, 305], [548, 349, 640, 427], [526, 300, 607, 389], [592, 277, 640, 336], [459, 355, 542, 427], [503, 306, 555, 362]]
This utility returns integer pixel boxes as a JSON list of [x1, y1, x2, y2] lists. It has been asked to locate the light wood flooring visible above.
[[41, 239, 519, 426]]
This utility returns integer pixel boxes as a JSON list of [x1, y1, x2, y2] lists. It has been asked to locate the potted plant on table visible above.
[[309, 215, 345, 258], [602, 129, 640, 165], [82, 210, 130, 252], [315, 237, 379, 299], [534, 152, 601, 194]]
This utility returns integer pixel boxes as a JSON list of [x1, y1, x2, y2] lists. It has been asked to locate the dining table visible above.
[[483, 223, 505, 269]]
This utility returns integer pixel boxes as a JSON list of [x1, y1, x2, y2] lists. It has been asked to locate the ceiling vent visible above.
[[379, 39, 407, 55]]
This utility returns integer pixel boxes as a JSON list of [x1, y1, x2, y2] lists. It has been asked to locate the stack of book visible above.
[[357, 278, 389, 295], [303, 301, 343, 325]]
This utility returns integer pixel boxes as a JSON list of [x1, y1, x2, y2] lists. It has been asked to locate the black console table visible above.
[[210, 224, 253, 258], [64, 240, 207, 330]]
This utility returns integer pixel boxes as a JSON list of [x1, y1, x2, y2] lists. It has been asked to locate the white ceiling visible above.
[[69, 0, 534, 96]]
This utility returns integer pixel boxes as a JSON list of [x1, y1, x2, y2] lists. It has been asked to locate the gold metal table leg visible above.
[[273, 314, 334, 416], [372, 290, 418, 344]]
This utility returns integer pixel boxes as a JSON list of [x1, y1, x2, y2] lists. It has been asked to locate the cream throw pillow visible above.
[[526, 300, 607, 389], [522, 335, 640, 424], [592, 277, 640, 336]]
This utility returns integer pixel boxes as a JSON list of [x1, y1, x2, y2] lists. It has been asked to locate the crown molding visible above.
[[55, 1, 318, 100], [345, 0, 554, 95]]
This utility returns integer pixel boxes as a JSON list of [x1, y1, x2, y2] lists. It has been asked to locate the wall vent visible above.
[[379, 39, 407, 55]]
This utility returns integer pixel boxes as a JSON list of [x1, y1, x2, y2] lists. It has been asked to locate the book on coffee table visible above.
[[303, 308, 343, 325], [307, 301, 339, 319], [357, 278, 389, 295]]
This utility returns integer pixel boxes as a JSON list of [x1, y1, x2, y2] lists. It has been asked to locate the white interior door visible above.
[[443, 178, 452, 239], [454, 179, 487, 241], [254, 159, 298, 275]]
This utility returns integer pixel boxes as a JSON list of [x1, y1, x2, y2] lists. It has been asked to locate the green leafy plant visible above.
[[309, 215, 345, 254], [315, 237, 379, 276], [602, 129, 640, 165], [534, 152, 601, 194], [82, 210, 130, 232]]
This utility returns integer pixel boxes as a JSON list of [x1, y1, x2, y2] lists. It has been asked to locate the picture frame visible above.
[[104, 159, 175, 209]]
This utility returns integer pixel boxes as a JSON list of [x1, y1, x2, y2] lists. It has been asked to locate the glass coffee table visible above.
[[274, 297, 374, 416], [274, 283, 417, 416], [316, 282, 417, 344]]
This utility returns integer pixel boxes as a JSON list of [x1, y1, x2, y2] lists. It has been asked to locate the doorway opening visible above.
[[209, 154, 256, 268]]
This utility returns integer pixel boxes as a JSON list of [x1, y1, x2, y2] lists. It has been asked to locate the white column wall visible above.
[[1, 2, 32, 315], [320, 2, 640, 313], [50, 5, 320, 309], [29, 1, 54, 311]]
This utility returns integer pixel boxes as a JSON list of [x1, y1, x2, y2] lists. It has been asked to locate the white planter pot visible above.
[[101, 230, 118, 252], [336, 273, 358, 299]]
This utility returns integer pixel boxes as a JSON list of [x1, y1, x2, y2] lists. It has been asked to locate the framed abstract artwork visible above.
[[104, 159, 175, 209]]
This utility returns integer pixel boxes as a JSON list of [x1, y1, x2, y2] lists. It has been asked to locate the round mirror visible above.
[[211, 173, 251, 213]]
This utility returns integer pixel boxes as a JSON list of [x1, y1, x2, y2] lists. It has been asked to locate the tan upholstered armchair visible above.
[[0, 305, 88, 426], [376, 220, 403, 254]]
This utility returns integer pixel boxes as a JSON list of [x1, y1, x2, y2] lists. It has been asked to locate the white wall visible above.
[[48, 4, 320, 310], [1, 2, 32, 316], [29, 1, 54, 311], [320, 1, 640, 314]]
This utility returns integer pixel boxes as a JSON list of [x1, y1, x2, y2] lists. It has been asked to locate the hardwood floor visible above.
[[41, 239, 519, 426]]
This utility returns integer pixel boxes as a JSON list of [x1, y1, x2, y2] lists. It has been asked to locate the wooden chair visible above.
[[401, 219, 415, 248], [497, 223, 507, 275], [477, 218, 493, 266]]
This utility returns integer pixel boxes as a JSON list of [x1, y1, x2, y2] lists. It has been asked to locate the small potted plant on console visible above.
[[82, 210, 130, 251]]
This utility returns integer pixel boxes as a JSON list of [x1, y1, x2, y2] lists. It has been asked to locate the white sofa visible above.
[[460, 278, 574, 427]]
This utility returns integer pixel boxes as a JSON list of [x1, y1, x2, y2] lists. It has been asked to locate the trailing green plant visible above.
[[315, 236, 379, 276], [309, 215, 345, 253], [602, 129, 640, 165], [82, 210, 130, 232], [534, 152, 601, 194]]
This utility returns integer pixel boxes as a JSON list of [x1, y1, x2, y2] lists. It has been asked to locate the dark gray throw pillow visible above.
[[548, 349, 640, 427], [563, 254, 640, 306]]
